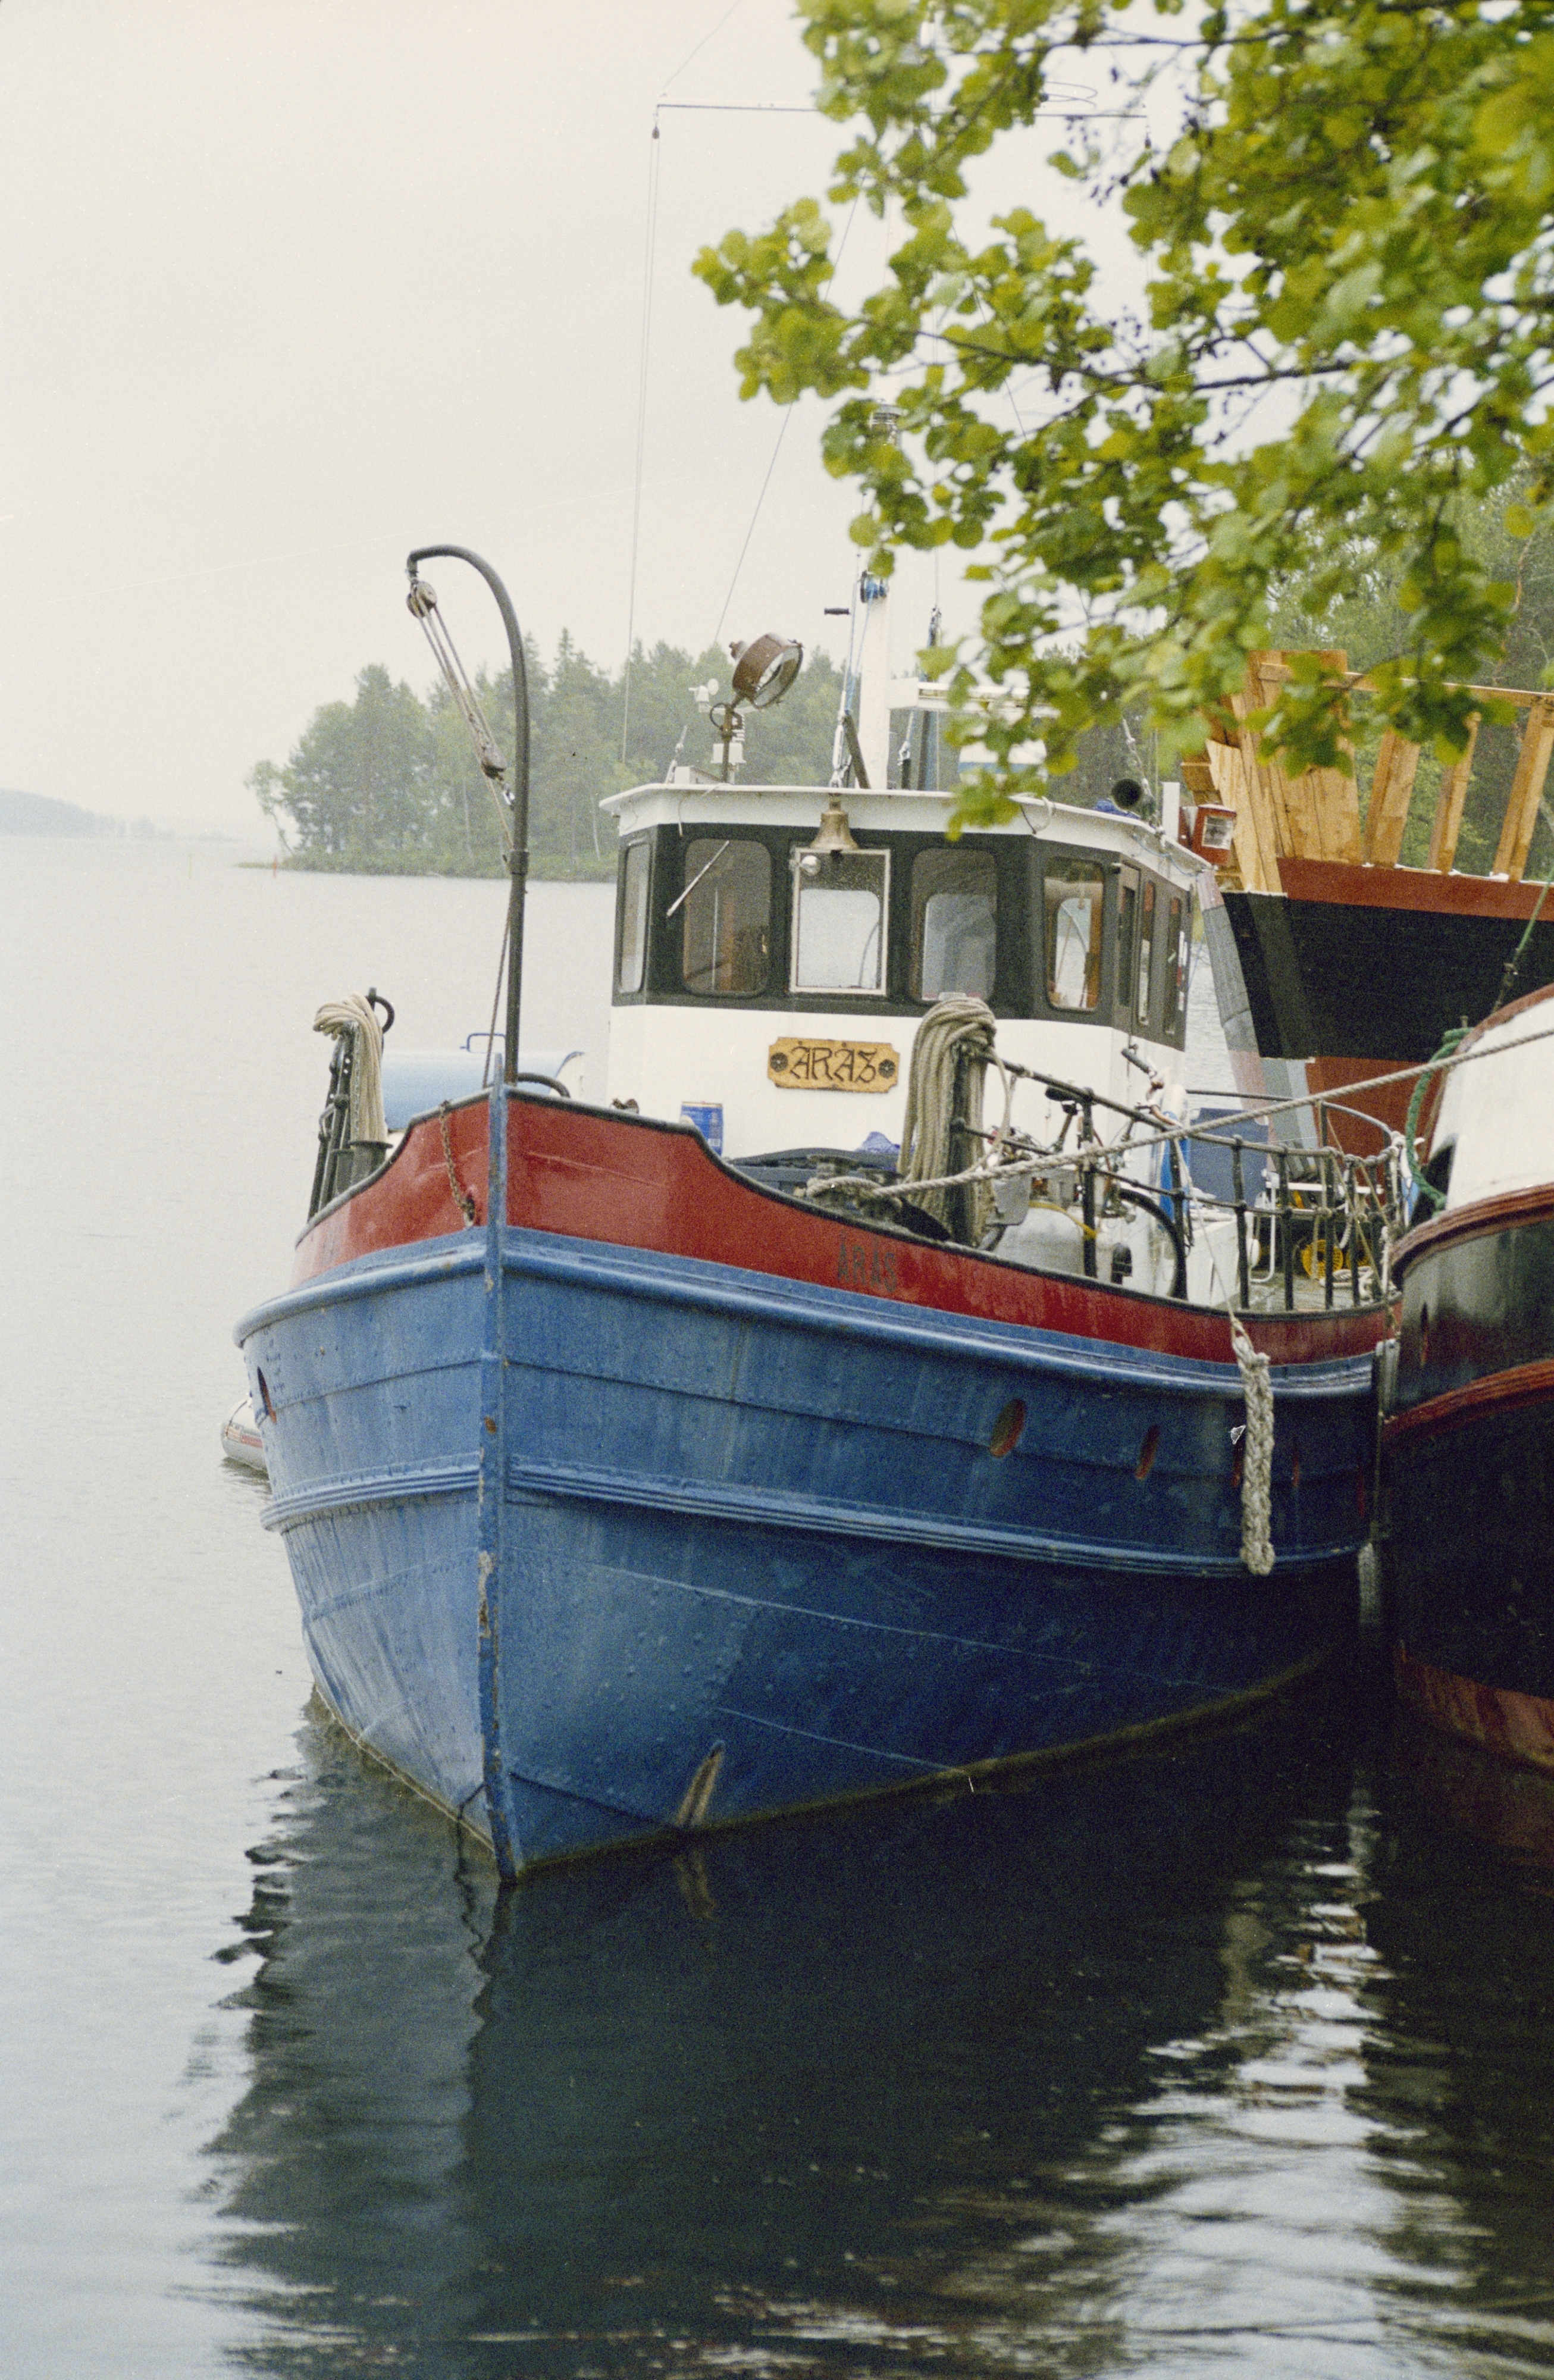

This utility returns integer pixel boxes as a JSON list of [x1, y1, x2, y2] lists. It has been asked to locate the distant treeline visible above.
[[1, 787, 111, 835], [249, 638, 847, 879]]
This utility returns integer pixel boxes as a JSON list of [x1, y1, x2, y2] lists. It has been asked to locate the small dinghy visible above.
[[220, 1395, 268, 1474]]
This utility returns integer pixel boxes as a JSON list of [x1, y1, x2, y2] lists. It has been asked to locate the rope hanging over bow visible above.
[[1229, 1313, 1276, 1576]]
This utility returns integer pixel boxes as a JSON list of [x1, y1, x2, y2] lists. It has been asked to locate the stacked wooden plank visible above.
[[1177, 653, 1554, 889]]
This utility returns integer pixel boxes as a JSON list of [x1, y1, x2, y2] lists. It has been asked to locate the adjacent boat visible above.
[[220, 1395, 268, 1473], [236, 555, 1399, 1878], [1185, 652, 1554, 1146], [1378, 985, 1554, 1769]]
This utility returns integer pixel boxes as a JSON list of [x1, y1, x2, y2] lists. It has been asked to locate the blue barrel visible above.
[[679, 1103, 724, 1155]]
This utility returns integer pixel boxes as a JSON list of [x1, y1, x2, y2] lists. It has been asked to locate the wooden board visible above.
[[1284, 649, 1362, 865], [1426, 714, 1479, 874], [767, 1038, 901, 1092], [1235, 666, 1296, 859], [1361, 729, 1423, 867], [1208, 737, 1277, 894], [1492, 696, 1554, 879], [1224, 701, 1283, 892]]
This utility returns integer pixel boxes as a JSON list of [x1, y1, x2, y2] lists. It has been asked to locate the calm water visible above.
[[4, 838, 1554, 2378]]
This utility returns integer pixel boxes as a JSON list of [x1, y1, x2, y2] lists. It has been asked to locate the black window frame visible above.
[[907, 843, 1000, 1004], [608, 821, 1189, 1047], [788, 843, 892, 998], [1161, 888, 1189, 1044], [613, 834, 653, 997], [677, 834, 775, 999]]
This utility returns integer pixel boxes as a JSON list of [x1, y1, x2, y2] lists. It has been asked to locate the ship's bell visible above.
[[806, 791, 861, 858]]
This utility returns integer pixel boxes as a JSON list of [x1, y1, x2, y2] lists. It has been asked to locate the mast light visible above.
[[730, 634, 803, 710]]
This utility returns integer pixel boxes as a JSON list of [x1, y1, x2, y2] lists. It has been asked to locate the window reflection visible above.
[[1116, 878, 1136, 1018], [680, 840, 770, 996], [1137, 878, 1157, 1025], [791, 849, 888, 993], [1045, 859, 1104, 1011], [1163, 892, 1187, 1039], [911, 848, 997, 1001], [616, 840, 650, 995]]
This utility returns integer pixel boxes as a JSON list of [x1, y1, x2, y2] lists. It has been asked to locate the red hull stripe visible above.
[[1396, 1183, 1554, 1274], [292, 1095, 1390, 1366], [1280, 855, 1554, 921], [1384, 1355, 1554, 1444], [1395, 1643, 1554, 1774]]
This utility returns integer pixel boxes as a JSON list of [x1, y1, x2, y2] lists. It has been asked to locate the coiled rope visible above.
[[899, 995, 1008, 1239], [313, 994, 386, 1145]]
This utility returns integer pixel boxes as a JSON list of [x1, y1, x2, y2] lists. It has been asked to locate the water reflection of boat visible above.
[[208, 1701, 1322, 2371], [236, 559, 1394, 1877], [1364, 1718, 1554, 2346], [1389, 1703, 1554, 1870]]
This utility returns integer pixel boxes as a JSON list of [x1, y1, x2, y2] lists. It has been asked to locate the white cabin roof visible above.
[[601, 779, 1205, 890]]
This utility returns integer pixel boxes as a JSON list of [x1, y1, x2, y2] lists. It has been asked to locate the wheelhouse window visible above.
[[1136, 878, 1157, 1026], [1163, 892, 1188, 1039], [910, 848, 997, 1001], [1115, 875, 1138, 1018], [1044, 858, 1104, 1011], [790, 847, 889, 994], [616, 838, 650, 995], [678, 839, 770, 996]]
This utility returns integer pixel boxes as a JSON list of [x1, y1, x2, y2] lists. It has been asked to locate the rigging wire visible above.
[[712, 193, 861, 653], [712, 408, 795, 651], [620, 112, 665, 766], [658, 0, 750, 96], [408, 582, 513, 849], [621, 97, 859, 769]]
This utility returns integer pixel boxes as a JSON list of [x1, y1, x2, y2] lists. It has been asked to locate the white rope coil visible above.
[[900, 995, 1004, 1236], [313, 994, 386, 1145], [1229, 1313, 1276, 1576]]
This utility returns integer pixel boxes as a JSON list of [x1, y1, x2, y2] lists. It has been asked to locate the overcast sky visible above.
[[0, 0, 1127, 828]]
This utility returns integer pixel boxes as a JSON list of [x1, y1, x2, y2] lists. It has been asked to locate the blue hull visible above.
[[240, 1194, 1372, 1875]]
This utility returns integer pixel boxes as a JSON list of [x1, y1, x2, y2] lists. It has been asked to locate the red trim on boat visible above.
[[291, 1094, 1391, 1364], [1395, 1643, 1554, 1774], [1395, 1181, 1554, 1274], [1384, 1355, 1554, 1443], [1279, 856, 1554, 920], [1301, 1056, 1415, 1141]]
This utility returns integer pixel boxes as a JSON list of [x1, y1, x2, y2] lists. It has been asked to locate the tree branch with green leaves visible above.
[[695, 0, 1554, 831]]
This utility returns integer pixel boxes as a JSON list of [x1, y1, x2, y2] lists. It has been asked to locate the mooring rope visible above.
[[1228, 1312, 1276, 1576]]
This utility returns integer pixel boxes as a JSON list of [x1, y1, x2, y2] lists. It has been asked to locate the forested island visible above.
[[249, 636, 848, 879], [1, 788, 114, 835]]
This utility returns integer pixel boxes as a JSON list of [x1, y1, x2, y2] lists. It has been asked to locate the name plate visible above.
[[767, 1037, 900, 1091]]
